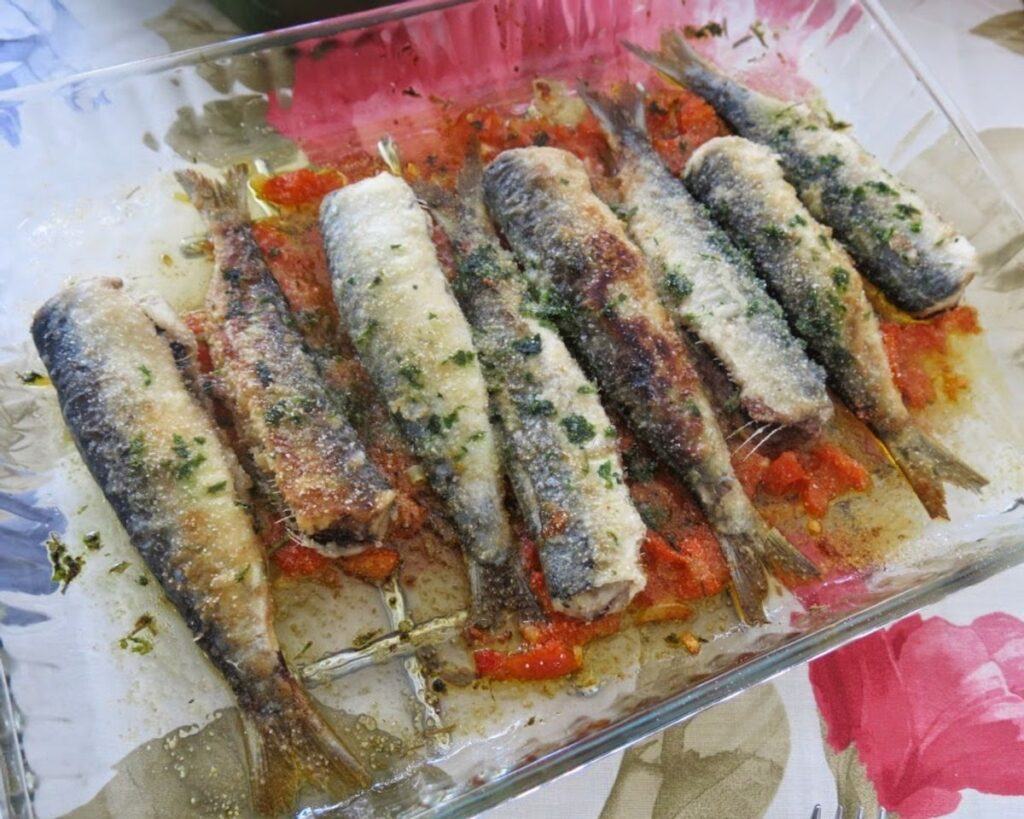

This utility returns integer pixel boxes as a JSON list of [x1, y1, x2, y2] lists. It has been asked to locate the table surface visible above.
[[3, 1, 1023, 817]]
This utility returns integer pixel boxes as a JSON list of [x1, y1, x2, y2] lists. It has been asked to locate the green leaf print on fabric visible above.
[[970, 12, 1024, 58], [600, 683, 789, 819], [145, 1, 297, 168], [164, 95, 298, 169], [820, 734, 886, 819]]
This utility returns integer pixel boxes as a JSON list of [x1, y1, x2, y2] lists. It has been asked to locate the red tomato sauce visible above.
[[270, 540, 399, 584], [192, 81, 978, 682], [256, 168, 347, 207], [473, 638, 583, 682], [755, 443, 871, 519], [881, 306, 981, 410]]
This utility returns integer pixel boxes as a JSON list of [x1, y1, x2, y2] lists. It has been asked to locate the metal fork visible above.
[[811, 806, 889, 819]]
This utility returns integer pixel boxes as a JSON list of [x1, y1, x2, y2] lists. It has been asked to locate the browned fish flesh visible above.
[[31, 278, 368, 813], [176, 166, 396, 546]]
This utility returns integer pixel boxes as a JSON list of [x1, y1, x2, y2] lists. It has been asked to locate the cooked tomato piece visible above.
[[760, 444, 870, 518], [181, 311, 213, 374], [633, 530, 727, 619], [761, 450, 808, 495], [473, 638, 582, 681], [337, 547, 399, 582], [880, 306, 980, 409], [259, 168, 347, 207], [272, 542, 332, 576]]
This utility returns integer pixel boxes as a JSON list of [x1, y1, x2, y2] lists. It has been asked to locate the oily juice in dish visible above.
[[193, 77, 988, 763], [21, 63, 1012, 819]]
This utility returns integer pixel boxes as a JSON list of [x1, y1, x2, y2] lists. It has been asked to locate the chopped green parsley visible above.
[[47, 534, 83, 592], [512, 334, 543, 356], [561, 414, 596, 445], [447, 349, 475, 366]]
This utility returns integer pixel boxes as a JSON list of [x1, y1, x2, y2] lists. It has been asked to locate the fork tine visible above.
[[815, 804, 885, 819]]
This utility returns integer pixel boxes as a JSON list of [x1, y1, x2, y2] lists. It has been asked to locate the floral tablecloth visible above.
[[3, 1, 1023, 817]]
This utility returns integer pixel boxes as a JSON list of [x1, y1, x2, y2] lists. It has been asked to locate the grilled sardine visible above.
[[483, 146, 817, 622], [319, 172, 538, 626], [627, 31, 977, 316], [685, 136, 986, 517], [176, 166, 396, 546], [580, 84, 830, 431], [31, 278, 368, 813], [419, 152, 646, 619]]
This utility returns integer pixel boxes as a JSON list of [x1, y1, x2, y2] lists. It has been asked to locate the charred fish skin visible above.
[[419, 159, 646, 619], [31, 279, 368, 811], [685, 136, 986, 518], [579, 84, 831, 431], [483, 146, 818, 623], [627, 31, 977, 317], [320, 172, 539, 625], [176, 167, 396, 546]]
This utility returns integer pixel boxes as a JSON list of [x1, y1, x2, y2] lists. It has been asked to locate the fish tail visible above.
[[411, 139, 481, 232], [175, 164, 250, 223], [716, 533, 769, 624], [719, 521, 817, 624], [240, 672, 369, 814], [415, 138, 492, 242], [456, 137, 485, 199], [577, 81, 647, 147], [622, 29, 716, 89], [881, 425, 988, 519]]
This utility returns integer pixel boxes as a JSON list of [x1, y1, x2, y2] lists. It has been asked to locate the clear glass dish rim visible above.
[[1, 1, 1022, 816]]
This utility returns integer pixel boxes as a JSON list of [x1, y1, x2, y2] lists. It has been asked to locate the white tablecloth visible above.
[[3, 1, 1022, 816]]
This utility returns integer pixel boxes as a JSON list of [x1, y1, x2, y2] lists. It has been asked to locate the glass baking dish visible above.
[[2, 0, 1023, 816]]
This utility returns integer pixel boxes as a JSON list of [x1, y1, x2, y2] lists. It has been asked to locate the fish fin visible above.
[[466, 554, 543, 631], [661, 29, 719, 77], [716, 533, 769, 624], [576, 82, 647, 147], [240, 673, 369, 814], [377, 134, 403, 176], [881, 426, 988, 519], [622, 30, 716, 88], [763, 525, 818, 577], [175, 164, 249, 223], [414, 179, 461, 236], [719, 520, 816, 623]]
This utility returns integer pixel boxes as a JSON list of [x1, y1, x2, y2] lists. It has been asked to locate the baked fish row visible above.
[[30, 51, 986, 812]]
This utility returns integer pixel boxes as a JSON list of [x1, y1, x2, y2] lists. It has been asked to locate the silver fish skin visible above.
[[685, 136, 987, 518], [319, 172, 539, 626], [176, 166, 396, 546], [580, 84, 830, 431], [418, 156, 646, 619], [627, 31, 977, 317], [483, 146, 818, 623], [31, 278, 368, 812]]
